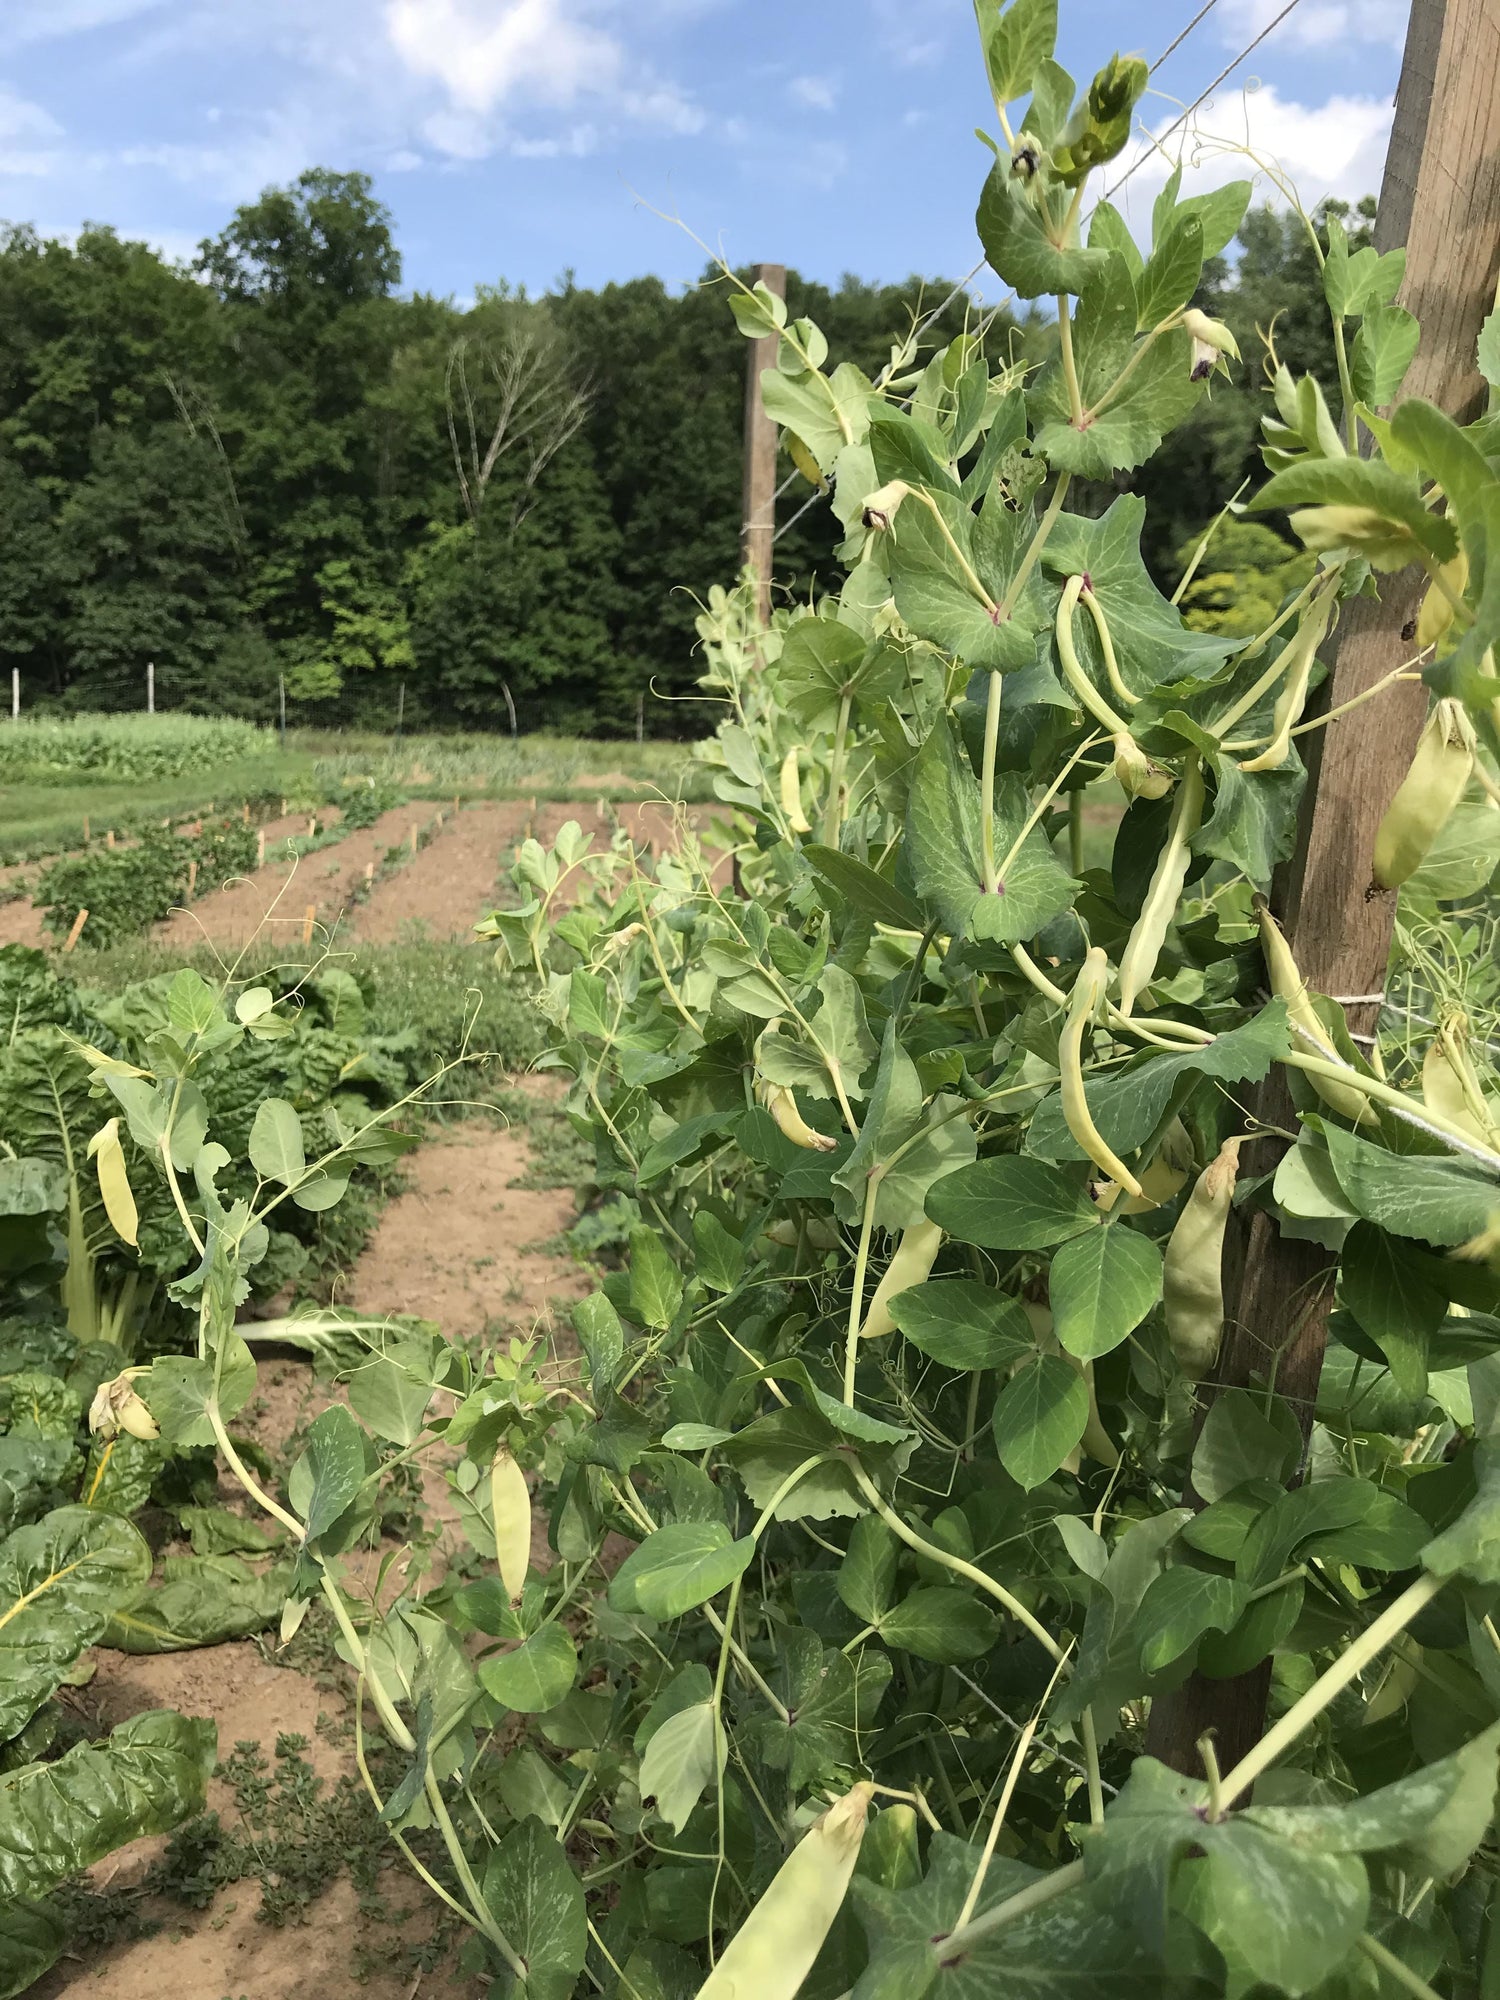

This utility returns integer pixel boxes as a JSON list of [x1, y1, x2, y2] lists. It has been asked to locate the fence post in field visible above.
[[740, 261, 786, 628], [10, 669, 17, 721], [146, 660, 154, 714], [396, 679, 406, 742], [1146, 0, 1500, 1778], [278, 674, 287, 749]]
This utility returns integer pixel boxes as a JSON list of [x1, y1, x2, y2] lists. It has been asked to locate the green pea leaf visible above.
[[478, 1623, 579, 1715], [480, 1818, 586, 2000], [992, 1355, 1088, 1489], [887, 1279, 1035, 1371], [1029, 254, 1200, 475], [638, 1698, 726, 1835], [629, 1228, 684, 1331], [1049, 1224, 1162, 1360], [837, 1515, 899, 1625], [927, 1155, 1099, 1250], [608, 1521, 757, 1620], [1132, 1566, 1246, 1674], [1084, 1757, 1369, 1994], [879, 1586, 997, 1664], [905, 716, 1079, 946], [976, 159, 1108, 300], [248, 1098, 305, 1185], [1317, 1122, 1499, 1248]]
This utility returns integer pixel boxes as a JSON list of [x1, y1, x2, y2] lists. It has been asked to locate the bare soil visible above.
[[42, 1109, 585, 1999]]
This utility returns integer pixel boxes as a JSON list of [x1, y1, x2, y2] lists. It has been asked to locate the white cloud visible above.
[[1217, 0, 1407, 53], [0, 86, 65, 176], [1106, 84, 1393, 235], [384, 0, 620, 116], [0, 0, 166, 49], [790, 74, 837, 112]]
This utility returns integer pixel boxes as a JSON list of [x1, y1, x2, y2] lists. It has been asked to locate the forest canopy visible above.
[[0, 169, 1367, 735]]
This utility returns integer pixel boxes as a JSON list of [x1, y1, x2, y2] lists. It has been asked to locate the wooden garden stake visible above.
[[105, 829, 115, 850], [256, 830, 265, 865], [308, 815, 317, 838], [408, 823, 418, 855], [1147, 0, 1500, 1780], [301, 904, 316, 943], [63, 909, 88, 952], [82, 815, 89, 843], [187, 858, 197, 896], [741, 261, 786, 627]]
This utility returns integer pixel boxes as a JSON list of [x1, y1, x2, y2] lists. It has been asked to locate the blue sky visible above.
[[0, 0, 1408, 302]]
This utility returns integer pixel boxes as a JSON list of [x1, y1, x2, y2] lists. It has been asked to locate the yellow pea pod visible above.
[[696, 1783, 874, 2000], [779, 747, 812, 834], [490, 1446, 531, 1604], [1117, 750, 1205, 1015], [1423, 1018, 1497, 1147], [1372, 699, 1476, 889], [863, 1220, 944, 1339], [1163, 1137, 1243, 1380], [1238, 591, 1333, 773], [765, 1083, 836, 1153], [87, 1117, 138, 1248], [1060, 948, 1143, 1198], [1416, 553, 1468, 650], [1256, 903, 1375, 1126]]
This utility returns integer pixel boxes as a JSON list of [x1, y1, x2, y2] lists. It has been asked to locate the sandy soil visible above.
[[43, 1108, 585, 1999], [155, 803, 436, 954]]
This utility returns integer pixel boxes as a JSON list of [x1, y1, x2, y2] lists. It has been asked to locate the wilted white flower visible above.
[[88, 1369, 159, 1443]]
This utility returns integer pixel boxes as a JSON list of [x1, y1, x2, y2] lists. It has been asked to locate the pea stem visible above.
[[1356, 1934, 1442, 2000], [1215, 1571, 1445, 1811], [980, 671, 1004, 893], [852, 1464, 1066, 1664]]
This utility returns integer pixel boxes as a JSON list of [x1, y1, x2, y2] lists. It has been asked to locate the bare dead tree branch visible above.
[[443, 318, 592, 535]]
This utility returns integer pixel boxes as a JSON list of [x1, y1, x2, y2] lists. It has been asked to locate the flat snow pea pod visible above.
[[1416, 552, 1467, 650], [1237, 589, 1333, 772], [1055, 574, 1129, 735], [1372, 698, 1476, 888], [1423, 1016, 1497, 1147], [764, 1083, 836, 1153], [87, 1116, 138, 1248], [1060, 947, 1143, 1198], [1255, 902, 1374, 1126], [490, 1446, 531, 1604], [779, 747, 811, 833], [1117, 749, 1204, 1015], [1163, 1137, 1243, 1380], [862, 1220, 944, 1338], [696, 1781, 874, 2000]]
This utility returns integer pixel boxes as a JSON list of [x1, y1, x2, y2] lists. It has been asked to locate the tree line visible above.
[[0, 169, 1366, 735]]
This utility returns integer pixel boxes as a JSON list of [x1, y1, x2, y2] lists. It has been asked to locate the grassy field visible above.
[[0, 714, 709, 863]]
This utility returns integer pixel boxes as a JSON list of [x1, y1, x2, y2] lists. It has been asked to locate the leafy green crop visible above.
[[33, 815, 261, 947], [48, 9, 1500, 1997], [0, 714, 268, 786]]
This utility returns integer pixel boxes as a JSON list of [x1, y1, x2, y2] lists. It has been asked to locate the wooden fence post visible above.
[[741, 262, 786, 628], [1146, 0, 1500, 1778]]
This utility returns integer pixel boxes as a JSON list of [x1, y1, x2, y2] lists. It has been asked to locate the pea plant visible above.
[[102, 5, 1500, 1996]]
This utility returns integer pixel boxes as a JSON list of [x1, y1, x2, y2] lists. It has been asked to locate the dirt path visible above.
[[43, 1108, 586, 1999], [156, 802, 436, 953]]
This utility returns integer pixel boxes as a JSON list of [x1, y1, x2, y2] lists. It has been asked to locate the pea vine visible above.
[[103, 5, 1500, 1996]]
